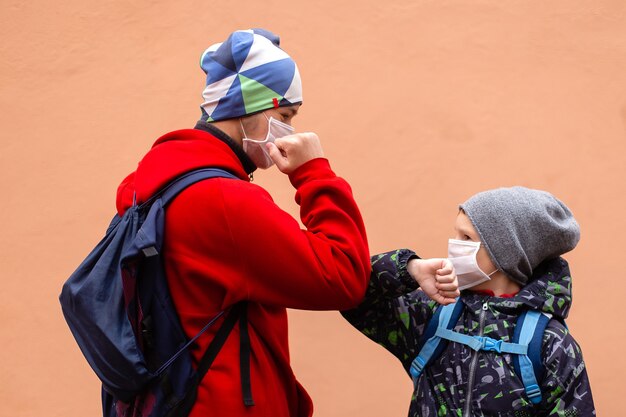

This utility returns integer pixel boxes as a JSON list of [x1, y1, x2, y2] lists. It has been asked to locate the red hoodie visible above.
[[116, 127, 370, 417]]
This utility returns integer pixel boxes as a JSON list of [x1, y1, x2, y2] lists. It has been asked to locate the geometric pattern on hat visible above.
[[199, 28, 303, 122]]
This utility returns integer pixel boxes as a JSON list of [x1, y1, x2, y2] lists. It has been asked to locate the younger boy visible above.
[[342, 186, 595, 416]]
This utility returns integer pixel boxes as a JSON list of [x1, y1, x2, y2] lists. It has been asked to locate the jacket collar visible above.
[[194, 120, 257, 175], [460, 257, 573, 319]]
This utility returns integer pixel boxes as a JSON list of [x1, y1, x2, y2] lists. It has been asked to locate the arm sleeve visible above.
[[222, 158, 371, 311], [539, 323, 596, 416], [341, 249, 436, 369]]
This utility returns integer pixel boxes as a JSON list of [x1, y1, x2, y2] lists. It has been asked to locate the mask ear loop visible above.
[[472, 241, 499, 280], [262, 112, 273, 140], [239, 118, 248, 140], [475, 241, 500, 278], [240, 113, 272, 142]]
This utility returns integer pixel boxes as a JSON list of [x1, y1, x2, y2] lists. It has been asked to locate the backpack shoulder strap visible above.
[[129, 168, 240, 258], [410, 300, 464, 386], [141, 168, 239, 209], [512, 310, 551, 405]]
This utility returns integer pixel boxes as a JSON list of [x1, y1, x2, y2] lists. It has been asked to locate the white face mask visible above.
[[447, 239, 498, 291], [241, 113, 295, 169]]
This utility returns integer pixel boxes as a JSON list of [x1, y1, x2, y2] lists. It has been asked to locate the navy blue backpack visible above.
[[409, 301, 553, 405], [59, 168, 254, 417]]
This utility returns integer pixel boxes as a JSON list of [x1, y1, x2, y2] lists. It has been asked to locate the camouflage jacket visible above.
[[341, 249, 595, 417]]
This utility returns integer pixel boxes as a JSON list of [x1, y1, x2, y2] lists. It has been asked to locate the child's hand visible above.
[[407, 258, 460, 305]]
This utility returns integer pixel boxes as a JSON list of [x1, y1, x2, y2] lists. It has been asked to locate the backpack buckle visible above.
[[526, 383, 542, 403], [410, 356, 427, 388], [479, 337, 503, 353], [142, 246, 159, 257], [410, 356, 426, 380]]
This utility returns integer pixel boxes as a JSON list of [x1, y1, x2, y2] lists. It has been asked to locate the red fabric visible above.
[[470, 289, 519, 298], [116, 128, 370, 417]]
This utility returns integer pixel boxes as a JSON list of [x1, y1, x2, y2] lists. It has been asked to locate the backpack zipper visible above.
[[463, 301, 489, 417]]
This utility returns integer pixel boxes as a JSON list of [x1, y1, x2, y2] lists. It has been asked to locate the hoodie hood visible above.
[[462, 257, 573, 320], [116, 128, 252, 216], [510, 257, 573, 319]]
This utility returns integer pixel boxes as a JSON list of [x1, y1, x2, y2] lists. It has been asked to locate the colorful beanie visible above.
[[199, 28, 302, 122]]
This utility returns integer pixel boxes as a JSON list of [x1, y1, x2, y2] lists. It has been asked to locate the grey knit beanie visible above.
[[459, 186, 580, 286]]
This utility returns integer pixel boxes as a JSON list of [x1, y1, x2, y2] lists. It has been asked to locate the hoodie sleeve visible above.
[[341, 249, 436, 369], [219, 158, 371, 310], [539, 322, 596, 416]]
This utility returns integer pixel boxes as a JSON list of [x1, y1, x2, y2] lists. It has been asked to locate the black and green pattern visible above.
[[341, 250, 595, 416]]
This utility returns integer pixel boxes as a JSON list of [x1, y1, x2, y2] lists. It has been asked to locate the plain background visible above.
[[2, 1, 625, 415]]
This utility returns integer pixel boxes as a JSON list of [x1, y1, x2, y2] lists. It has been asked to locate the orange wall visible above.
[[2, 1, 625, 415]]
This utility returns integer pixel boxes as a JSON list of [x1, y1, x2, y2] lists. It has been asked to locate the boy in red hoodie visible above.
[[115, 28, 460, 417], [115, 28, 369, 417]]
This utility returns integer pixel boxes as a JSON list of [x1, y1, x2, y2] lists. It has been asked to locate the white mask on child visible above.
[[241, 113, 295, 169], [447, 239, 499, 291]]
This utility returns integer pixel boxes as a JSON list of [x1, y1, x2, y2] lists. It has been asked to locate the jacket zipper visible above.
[[463, 301, 489, 417]]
